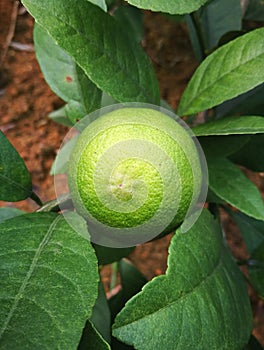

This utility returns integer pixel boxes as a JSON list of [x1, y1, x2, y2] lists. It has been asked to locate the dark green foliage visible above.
[[1, 0, 263, 348]]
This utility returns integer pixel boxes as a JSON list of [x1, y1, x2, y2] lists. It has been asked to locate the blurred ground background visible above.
[[0, 1, 263, 345]]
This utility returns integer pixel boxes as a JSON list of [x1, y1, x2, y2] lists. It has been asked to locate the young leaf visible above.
[[48, 105, 73, 127], [0, 131, 32, 202], [248, 241, 264, 298], [34, 23, 102, 117], [125, 0, 208, 15], [65, 100, 88, 124], [0, 207, 25, 224], [178, 27, 264, 116], [0, 212, 99, 349], [113, 210, 252, 349], [230, 211, 264, 255], [193, 116, 264, 136], [23, 0, 160, 104], [208, 157, 264, 220], [229, 134, 264, 172]]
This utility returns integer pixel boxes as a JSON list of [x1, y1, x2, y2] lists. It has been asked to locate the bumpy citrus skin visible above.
[[68, 108, 201, 240]]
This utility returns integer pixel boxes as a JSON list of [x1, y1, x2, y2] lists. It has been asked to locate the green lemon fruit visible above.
[[68, 107, 202, 246]]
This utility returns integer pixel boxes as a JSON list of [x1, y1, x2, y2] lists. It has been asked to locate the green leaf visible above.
[[87, 0, 107, 12], [93, 244, 134, 265], [245, 335, 264, 350], [0, 131, 32, 202], [34, 23, 79, 103], [100, 92, 117, 108], [114, 5, 144, 43], [248, 241, 264, 298], [199, 0, 242, 50], [230, 211, 264, 255], [229, 134, 264, 172], [206, 188, 224, 204], [112, 341, 135, 350], [23, 0, 160, 104], [178, 28, 264, 116], [208, 157, 264, 220], [113, 210, 252, 349], [125, 0, 208, 15], [109, 259, 147, 323], [48, 105, 73, 126], [90, 282, 111, 343], [193, 116, 264, 136], [0, 212, 99, 349], [50, 135, 78, 175], [185, 14, 204, 62], [216, 84, 264, 118], [0, 208, 25, 224], [109, 259, 146, 350], [244, 0, 264, 21], [34, 23, 102, 117], [199, 135, 250, 157], [187, 1, 242, 61], [118, 259, 147, 301], [64, 100, 90, 124], [78, 320, 111, 350]]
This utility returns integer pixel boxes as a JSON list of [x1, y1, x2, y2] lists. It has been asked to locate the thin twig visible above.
[[9, 41, 34, 52], [36, 194, 73, 213], [0, 0, 19, 66]]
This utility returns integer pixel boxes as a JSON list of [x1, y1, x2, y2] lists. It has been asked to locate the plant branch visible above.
[[0, 0, 19, 66], [30, 191, 43, 207], [36, 193, 73, 213]]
